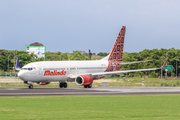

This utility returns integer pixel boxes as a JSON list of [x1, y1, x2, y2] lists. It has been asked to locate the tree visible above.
[[97, 52, 109, 56], [29, 42, 44, 46]]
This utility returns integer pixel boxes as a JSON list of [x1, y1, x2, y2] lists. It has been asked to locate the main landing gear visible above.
[[84, 84, 92, 88], [59, 82, 67, 88], [29, 84, 33, 89]]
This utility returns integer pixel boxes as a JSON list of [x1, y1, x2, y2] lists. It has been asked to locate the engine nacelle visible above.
[[75, 75, 93, 86], [35, 82, 50, 85]]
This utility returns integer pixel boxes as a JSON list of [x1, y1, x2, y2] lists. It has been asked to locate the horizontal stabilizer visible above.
[[92, 67, 160, 76], [119, 59, 156, 65]]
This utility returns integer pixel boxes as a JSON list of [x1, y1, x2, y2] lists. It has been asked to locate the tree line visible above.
[[0, 48, 180, 77]]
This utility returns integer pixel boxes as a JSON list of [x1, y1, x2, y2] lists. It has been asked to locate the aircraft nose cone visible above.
[[18, 71, 25, 80]]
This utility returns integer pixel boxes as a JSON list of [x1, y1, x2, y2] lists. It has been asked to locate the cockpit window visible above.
[[28, 68, 33, 70], [21, 68, 33, 70]]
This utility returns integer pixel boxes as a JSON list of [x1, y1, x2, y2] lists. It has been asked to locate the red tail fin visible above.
[[105, 26, 126, 72]]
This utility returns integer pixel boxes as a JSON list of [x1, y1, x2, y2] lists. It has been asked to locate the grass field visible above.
[[0, 95, 180, 120], [1, 77, 180, 88]]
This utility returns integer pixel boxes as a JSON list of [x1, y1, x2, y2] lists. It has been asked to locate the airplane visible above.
[[16, 26, 169, 89]]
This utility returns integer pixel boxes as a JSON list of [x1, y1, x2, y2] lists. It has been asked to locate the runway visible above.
[[1, 87, 180, 96]]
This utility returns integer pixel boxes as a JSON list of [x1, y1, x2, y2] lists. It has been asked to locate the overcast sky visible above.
[[0, 0, 180, 53]]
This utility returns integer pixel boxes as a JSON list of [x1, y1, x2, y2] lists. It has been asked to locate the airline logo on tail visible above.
[[105, 26, 126, 72]]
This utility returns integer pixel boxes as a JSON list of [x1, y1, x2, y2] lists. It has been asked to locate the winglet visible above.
[[161, 56, 170, 68], [15, 57, 21, 71]]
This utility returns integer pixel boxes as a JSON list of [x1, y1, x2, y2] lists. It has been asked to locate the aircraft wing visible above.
[[69, 56, 169, 79], [92, 56, 169, 77], [119, 59, 156, 65], [69, 67, 160, 79]]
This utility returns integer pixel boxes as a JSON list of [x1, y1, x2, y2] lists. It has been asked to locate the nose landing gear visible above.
[[59, 82, 67, 88]]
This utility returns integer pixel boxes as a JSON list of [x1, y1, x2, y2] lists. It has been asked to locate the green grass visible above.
[[0, 95, 180, 120], [1, 77, 180, 88], [102, 77, 180, 87]]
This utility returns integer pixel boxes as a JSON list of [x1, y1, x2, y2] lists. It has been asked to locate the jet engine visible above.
[[75, 75, 93, 86], [35, 82, 50, 85]]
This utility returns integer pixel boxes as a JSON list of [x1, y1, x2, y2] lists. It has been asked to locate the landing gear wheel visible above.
[[59, 82, 67, 88], [59, 83, 63, 88], [29, 84, 33, 89], [84, 85, 87, 88], [63, 82, 67, 88], [87, 84, 92, 88]]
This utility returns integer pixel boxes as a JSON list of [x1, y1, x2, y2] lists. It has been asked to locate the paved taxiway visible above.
[[1, 87, 180, 96]]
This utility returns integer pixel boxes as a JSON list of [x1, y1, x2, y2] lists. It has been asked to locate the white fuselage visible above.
[[18, 60, 108, 82]]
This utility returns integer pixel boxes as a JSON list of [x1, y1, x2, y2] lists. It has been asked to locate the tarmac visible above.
[[1, 87, 180, 96]]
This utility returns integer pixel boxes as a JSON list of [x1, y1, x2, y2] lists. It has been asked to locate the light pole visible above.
[[163, 51, 169, 79], [161, 58, 165, 79], [8, 56, 9, 76], [176, 57, 180, 78], [13, 51, 15, 73]]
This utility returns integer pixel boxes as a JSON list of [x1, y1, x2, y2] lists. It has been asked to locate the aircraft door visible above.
[[75, 66, 78, 74], [73, 66, 79, 74], [37, 64, 43, 75]]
